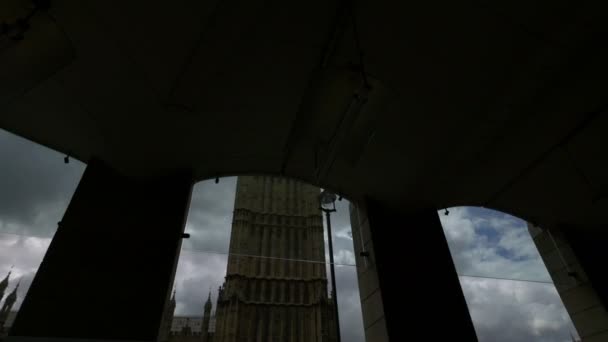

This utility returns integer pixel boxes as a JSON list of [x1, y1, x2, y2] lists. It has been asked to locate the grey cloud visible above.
[[182, 178, 237, 253], [173, 177, 237, 315], [324, 199, 364, 341], [461, 278, 576, 342], [0, 129, 84, 311], [335, 264, 365, 342], [0, 129, 85, 237], [0, 235, 51, 272], [174, 251, 228, 316]]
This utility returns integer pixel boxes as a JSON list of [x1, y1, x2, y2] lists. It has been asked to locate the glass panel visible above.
[[440, 206, 580, 341], [181, 177, 237, 253], [440, 206, 552, 283], [0, 128, 85, 335], [0, 129, 85, 238]]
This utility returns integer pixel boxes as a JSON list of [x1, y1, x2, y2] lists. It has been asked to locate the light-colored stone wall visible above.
[[528, 224, 608, 341], [349, 202, 389, 342]]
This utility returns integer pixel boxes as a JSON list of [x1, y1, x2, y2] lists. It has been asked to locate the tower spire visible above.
[[8, 281, 19, 298], [204, 289, 212, 310], [0, 279, 19, 325], [201, 288, 213, 342], [0, 267, 12, 302]]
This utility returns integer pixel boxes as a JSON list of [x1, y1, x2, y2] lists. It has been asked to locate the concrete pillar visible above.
[[8, 160, 193, 342], [350, 200, 478, 342], [530, 224, 608, 340]]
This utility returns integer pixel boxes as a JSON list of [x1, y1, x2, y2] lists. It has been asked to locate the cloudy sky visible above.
[[0, 128, 579, 341], [440, 207, 578, 342]]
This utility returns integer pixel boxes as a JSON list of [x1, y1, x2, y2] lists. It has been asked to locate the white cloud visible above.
[[334, 249, 356, 266], [460, 277, 576, 342], [440, 207, 551, 282]]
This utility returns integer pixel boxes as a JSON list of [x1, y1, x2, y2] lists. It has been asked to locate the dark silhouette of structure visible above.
[[160, 291, 213, 342], [0, 271, 18, 341]]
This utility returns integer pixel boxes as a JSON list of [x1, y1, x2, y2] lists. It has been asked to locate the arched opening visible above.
[[169, 176, 364, 342], [0, 126, 599, 342]]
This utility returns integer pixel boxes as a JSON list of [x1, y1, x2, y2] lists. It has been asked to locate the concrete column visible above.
[[530, 224, 608, 340], [8, 160, 193, 342], [350, 200, 478, 342]]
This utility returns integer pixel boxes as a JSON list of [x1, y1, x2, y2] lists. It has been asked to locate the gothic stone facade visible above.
[[213, 176, 337, 342]]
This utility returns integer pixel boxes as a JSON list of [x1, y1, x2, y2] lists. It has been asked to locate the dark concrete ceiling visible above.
[[1, 0, 607, 228]]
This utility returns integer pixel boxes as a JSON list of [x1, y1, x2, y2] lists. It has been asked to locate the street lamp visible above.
[[319, 189, 341, 342]]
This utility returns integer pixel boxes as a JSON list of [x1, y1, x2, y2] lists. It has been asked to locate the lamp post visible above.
[[319, 190, 341, 342]]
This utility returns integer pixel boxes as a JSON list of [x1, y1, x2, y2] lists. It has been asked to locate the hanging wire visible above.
[[181, 248, 357, 267], [0, 230, 55, 240], [0, 230, 358, 266], [458, 274, 553, 285], [0, 231, 563, 285]]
